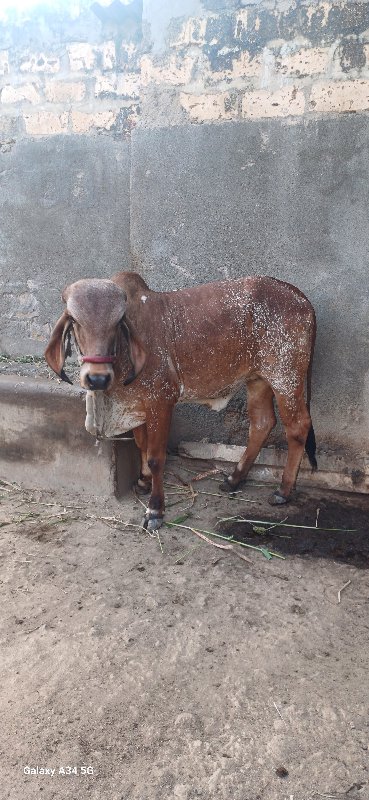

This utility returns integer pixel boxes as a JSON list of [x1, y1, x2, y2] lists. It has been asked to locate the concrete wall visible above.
[[0, 0, 139, 353], [0, 136, 131, 353], [1, 0, 369, 467], [135, 0, 369, 459], [131, 116, 369, 456]]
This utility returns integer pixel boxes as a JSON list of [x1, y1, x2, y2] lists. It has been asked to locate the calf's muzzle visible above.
[[86, 373, 111, 391], [81, 354, 117, 391]]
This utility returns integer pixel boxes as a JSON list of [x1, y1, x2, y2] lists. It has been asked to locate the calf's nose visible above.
[[86, 374, 111, 391]]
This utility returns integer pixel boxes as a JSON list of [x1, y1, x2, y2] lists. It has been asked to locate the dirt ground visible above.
[[0, 455, 369, 800]]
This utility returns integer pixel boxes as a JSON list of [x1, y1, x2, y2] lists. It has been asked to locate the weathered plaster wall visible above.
[[1, 0, 369, 465]]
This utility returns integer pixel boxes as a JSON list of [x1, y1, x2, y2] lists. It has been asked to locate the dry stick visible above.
[[311, 794, 341, 799], [164, 483, 190, 491], [165, 482, 258, 504], [93, 516, 155, 538], [205, 527, 284, 559], [165, 521, 266, 561], [273, 701, 285, 722], [21, 624, 45, 635], [165, 482, 198, 507], [179, 524, 253, 565], [174, 464, 224, 484], [0, 479, 22, 491], [231, 550, 254, 565], [1, 510, 76, 528], [188, 482, 197, 509], [165, 491, 190, 496], [186, 527, 230, 548], [337, 579, 351, 604], [133, 493, 148, 511], [191, 468, 222, 482], [20, 500, 85, 510]]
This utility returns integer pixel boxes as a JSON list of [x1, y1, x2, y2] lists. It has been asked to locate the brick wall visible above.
[[140, 1, 369, 126], [2, 1, 369, 142], [0, 0, 141, 143]]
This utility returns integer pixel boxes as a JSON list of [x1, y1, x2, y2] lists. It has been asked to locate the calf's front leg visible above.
[[143, 405, 174, 532]]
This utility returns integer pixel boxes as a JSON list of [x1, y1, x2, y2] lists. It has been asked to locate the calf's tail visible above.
[[305, 314, 318, 472]]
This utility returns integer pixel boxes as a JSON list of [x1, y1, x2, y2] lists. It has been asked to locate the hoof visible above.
[[268, 491, 290, 506], [135, 479, 151, 496], [219, 478, 239, 494], [142, 513, 164, 532]]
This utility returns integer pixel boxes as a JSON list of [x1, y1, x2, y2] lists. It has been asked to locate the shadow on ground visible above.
[[222, 494, 369, 568]]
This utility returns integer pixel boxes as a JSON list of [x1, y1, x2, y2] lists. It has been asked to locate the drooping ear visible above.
[[120, 319, 147, 386], [44, 310, 73, 385]]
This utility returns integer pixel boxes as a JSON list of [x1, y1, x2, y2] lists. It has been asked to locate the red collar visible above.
[[81, 355, 117, 364]]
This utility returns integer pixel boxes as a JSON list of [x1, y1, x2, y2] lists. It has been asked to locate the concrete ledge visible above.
[[0, 376, 139, 496], [5, 374, 365, 498], [179, 442, 369, 494]]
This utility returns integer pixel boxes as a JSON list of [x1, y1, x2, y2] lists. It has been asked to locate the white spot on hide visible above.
[[198, 396, 232, 412]]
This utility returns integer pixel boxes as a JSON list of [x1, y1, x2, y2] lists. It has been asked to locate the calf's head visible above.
[[45, 279, 127, 390]]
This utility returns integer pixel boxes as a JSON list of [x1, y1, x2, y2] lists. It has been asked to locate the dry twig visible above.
[[273, 701, 285, 722], [191, 468, 222, 482], [337, 579, 351, 604], [181, 524, 253, 565]]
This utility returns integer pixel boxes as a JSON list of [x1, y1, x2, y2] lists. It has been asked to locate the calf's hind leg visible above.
[[133, 424, 152, 494], [269, 389, 312, 506], [220, 377, 276, 491]]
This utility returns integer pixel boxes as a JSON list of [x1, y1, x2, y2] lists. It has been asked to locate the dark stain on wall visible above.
[[204, 14, 241, 70], [338, 37, 366, 72], [195, 3, 369, 68]]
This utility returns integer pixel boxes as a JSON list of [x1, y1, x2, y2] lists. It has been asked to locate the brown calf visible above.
[[45, 272, 317, 531]]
